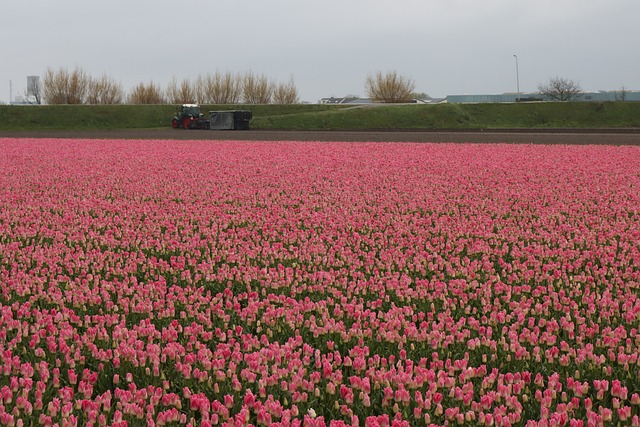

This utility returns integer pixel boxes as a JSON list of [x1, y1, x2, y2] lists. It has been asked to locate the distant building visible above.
[[446, 92, 542, 103], [320, 90, 640, 105], [9, 75, 41, 105], [318, 96, 445, 105], [577, 91, 640, 102], [27, 76, 40, 97], [10, 95, 30, 105], [445, 90, 640, 104], [318, 96, 365, 104]]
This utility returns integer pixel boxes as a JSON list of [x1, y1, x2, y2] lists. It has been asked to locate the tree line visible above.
[[33, 67, 423, 105], [27, 66, 600, 105], [37, 67, 300, 105]]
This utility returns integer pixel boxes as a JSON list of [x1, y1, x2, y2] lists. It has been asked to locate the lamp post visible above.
[[513, 54, 520, 102]]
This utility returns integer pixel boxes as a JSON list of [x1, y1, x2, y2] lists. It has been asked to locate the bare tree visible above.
[[127, 81, 166, 104], [615, 85, 628, 101], [43, 68, 66, 104], [43, 67, 90, 104], [537, 77, 582, 101], [365, 70, 415, 103], [194, 75, 208, 104], [214, 72, 242, 104], [24, 76, 42, 105], [242, 72, 273, 104], [272, 77, 299, 104], [87, 75, 124, 104], [197, 72, 242, 104], [166, 77, 197, 104]]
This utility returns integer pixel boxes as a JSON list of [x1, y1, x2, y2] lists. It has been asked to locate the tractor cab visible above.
[[172, 104, 204, 129], [180, 104, 202, 118]]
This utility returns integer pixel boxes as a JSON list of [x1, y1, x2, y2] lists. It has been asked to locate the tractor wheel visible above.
[[171, 119, 178, 129], [183, 117, 191, 129]]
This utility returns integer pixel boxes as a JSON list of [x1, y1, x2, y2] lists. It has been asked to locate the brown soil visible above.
[[1, 129, 640, 145]]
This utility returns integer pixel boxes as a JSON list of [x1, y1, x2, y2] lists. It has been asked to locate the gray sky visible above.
[[2, 0, 639, 103]]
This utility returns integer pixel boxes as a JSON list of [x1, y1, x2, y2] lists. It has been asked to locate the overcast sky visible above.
[[2, 0, 639, 103]]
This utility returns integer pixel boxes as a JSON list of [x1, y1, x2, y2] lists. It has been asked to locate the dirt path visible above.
[[1, 129, 640, 145]]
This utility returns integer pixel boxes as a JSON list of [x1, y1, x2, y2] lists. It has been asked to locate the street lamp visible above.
[[513, 54, 520, 102]]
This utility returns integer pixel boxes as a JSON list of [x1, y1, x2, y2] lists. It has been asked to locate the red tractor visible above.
[[171, 104, 253, 130], [171, 104, 208, 129]]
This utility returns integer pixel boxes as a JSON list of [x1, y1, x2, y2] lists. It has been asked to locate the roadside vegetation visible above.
[[33, 67, 300, 106], [1, 101, 639, 131], [31, 67, 411, 106]]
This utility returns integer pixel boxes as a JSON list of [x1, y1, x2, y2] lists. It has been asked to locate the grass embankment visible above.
[[255, 102, 640, 130], [0, 104, 344, 131], [1, 102, 639, 131]]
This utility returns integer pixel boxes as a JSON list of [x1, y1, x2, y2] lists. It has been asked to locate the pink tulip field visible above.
[[1, 137, 640, 427]]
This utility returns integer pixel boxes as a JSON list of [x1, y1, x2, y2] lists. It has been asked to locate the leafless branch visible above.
[[127, 81, 166, 104], [537, 77, 582, 102], [365, 71, 415, 103]]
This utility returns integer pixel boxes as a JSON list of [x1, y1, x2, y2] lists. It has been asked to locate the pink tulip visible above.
[[2, 138, 640, 425]]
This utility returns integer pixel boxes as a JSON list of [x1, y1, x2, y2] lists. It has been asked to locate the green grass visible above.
[[1, 102, 639, 131], [252, 102, 640, 130], [0, 104, 346, 131]]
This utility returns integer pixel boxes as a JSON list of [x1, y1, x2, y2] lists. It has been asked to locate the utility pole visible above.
[[9, 80, 12, 105], [513, 55, 520, 102]]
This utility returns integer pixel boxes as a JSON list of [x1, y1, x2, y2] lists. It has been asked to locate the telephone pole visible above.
[[513, 55, 520, 102]]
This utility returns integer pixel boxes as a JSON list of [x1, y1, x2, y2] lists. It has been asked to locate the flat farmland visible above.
[[1, 138, 639, 426]]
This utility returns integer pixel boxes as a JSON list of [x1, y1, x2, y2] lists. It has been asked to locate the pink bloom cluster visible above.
[[0, 138, 639, 426]]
